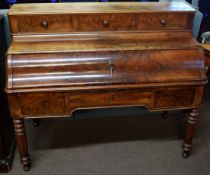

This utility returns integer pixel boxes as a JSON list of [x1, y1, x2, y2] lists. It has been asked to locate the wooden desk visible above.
[[6, 2, 207, 171]]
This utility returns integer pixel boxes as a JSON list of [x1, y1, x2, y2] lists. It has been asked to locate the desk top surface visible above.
[[8, 31, 199, 54], [9, 2, 195, 15]]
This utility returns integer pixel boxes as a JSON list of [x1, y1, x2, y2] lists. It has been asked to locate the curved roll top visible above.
[[6, 48, 206, 92]]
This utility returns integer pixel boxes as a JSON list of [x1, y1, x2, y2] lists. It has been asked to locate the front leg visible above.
[[13, 119, 31, 171], [183, 108, 199, 158]]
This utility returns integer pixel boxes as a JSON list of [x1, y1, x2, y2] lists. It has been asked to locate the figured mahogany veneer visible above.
[[6, 2, 207, 171]]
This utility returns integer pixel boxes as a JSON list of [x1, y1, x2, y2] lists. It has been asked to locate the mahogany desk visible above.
[[6, 2, 207, 171]]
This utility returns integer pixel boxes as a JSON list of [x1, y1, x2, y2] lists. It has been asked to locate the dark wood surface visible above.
[[6, 2, 207, 172], [8, 2, 195, 15]]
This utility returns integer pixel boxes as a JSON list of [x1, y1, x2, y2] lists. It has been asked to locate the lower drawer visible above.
[[69, 90, 153, 112], [18, 94, 68, 116], [154, 88, 195, 109], [111, 91, 152, 106]]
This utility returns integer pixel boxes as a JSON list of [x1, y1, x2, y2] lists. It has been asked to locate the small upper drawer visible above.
[[10, 15, 75, 33], [136, 13, 193, 31], [10, 12, 194, 34], [76, 14, 137, 32]]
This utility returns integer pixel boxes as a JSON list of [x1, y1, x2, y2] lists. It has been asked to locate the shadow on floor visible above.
[[26, 109, 185, 150]]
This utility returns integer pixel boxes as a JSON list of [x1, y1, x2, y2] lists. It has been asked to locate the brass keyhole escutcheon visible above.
[[109, 60, 114, 77]]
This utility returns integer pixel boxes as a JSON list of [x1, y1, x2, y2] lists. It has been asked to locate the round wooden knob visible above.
[[41, 21, 48, 28], [102, 20, 109, 27], [160, 19, 166, 26]]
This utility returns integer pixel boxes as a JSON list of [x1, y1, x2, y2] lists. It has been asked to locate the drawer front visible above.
[[154, 89, 195, 108], [111, 91, 152, 106], [136, 13, 193, 30], [69, 90, 153, 113], [10, 12, 193, 33], [12, 15, 75, 33], [18, 94, 67, 116], [77, 14, 137, 32], [69, 93, 111, 112]]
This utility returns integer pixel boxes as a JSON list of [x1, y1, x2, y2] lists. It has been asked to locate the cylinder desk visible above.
[[6, 2, 207, 171]]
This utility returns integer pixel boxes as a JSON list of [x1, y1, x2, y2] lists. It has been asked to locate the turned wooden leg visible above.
[[32, 119, 40, 127], [183, 108, 199, 158], [13, 119, 31, 171]]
